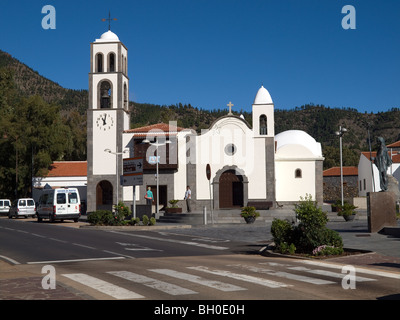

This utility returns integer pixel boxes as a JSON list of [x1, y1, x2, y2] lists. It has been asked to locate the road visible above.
[[1, 217, 399, 302]]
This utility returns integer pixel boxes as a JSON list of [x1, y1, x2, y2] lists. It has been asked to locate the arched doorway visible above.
[[96, 180, 113, 211], [219, 170, 244, 208]]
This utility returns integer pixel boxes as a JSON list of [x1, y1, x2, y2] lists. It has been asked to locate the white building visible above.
[[80, 29, 325, 212]]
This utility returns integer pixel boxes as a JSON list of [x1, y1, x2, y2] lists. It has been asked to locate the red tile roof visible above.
[[387, 140, 400, 148], [124, 123, 186, 136], [323, 167, 358, 177], [361, 151, 400, 163], [47, 161, 87, 177]]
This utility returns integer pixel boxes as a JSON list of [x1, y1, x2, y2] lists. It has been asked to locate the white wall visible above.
[[275, 160, 316, 202], [194, 117, 266, 200]]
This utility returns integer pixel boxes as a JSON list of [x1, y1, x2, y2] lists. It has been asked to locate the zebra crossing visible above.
[[61, 260, 389, 300]]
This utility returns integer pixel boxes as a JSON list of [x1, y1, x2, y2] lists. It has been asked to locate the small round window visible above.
[[225, 144, 237, 156]]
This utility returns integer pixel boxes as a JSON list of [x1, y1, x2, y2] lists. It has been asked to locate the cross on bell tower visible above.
[[102, 11, 117, 31]]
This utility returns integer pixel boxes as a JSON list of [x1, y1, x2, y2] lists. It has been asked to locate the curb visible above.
[[79, 224, 192, 231]]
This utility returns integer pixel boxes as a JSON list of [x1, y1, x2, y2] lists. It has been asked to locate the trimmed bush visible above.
[[270, 194, 344, 256]]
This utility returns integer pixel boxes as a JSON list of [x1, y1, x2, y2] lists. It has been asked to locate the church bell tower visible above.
[[87, 28, 130, 212], [252, 85, 276, 206]]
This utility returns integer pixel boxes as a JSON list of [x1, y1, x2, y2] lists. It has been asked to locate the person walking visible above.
[[184, 186, 192, 213], [145, 187, 153, 206]]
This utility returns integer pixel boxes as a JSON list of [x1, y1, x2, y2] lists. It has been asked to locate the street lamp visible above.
[[143, 137, 171, 216], [104, 148, 128, 208], [335, 126, 348, 206]]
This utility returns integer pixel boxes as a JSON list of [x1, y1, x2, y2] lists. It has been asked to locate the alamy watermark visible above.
[[341, 265, 357, 290], [41, 265, 56, 290], [41, 5, 56, 30], [342, 5, 356, 30]]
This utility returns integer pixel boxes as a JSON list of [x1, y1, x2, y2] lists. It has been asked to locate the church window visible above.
[[124, 83, 128, 109], [225, 144, 237, 156], [125, 56, 127, 74], [295, 169, 302, 179], [96, 53, 104, 73], [99, 81, 112, 109], [109, 53, 116, 72], [259, 115, 267, 135]]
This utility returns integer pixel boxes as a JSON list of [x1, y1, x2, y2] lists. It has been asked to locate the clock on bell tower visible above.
[[87, 28, 130, 213]]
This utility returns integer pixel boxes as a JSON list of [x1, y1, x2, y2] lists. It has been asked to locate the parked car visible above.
[[37, 188, 81, 223], [8, 198, 36, 219], [0, 199, 11, 216]]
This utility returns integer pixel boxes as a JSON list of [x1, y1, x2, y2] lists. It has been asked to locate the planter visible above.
[[244, 216, 256, 224], [165, 208, 182, 214], [343, 214, 356, 222]]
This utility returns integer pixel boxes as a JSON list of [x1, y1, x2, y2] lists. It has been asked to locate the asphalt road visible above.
[[1, 217, 399, 302]]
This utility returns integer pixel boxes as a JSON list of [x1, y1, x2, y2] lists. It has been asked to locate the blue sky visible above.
[[1, 0, 399, 113]]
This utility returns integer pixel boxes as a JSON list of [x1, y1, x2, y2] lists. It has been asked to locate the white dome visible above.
[[253, 86, 273, 105], [275, 130, 323, 158], [95, 30, 120, 42]]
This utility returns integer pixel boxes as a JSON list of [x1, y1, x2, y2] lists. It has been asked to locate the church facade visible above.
[[87, 30, 325, 213]]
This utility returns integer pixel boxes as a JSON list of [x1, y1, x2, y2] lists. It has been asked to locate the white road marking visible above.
[[297, 260, 400, 280], [109, 231, 229, 250], [289, 266, 376, 282], [188, 266, 290, 288], [108, 271, 197, 296], [0, 255, 21, 265], [230, 264, 334, 285], [62, 273, 144, 300], [150, 268, 246, 292], [72, 243, 96, 250], [27, 257, 125, 265]]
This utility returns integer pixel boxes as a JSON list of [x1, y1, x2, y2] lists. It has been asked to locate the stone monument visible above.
[[367, 137, 398, 233]]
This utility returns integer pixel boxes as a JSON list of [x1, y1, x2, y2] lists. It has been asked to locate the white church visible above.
[[84, 28, 325, 213]]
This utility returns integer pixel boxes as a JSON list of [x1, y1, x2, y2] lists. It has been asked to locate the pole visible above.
[[209, 181, 213, 224], [133, 187, 136, 219], [116, 152, 119, 209], [156, 137, 159, 216], [339, 128, 344, 206]]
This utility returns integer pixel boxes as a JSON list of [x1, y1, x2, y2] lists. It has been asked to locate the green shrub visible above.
[[129, 217, 140, 226], [278, 242, 296, 255], [114, 202, 132, 222], [149, 217, 156, 226], [88, 210, 116, 226], [168, 200, 179, 208], [295, 194, 328, 231], [270, 194, 344, 256], [271, 219, 293, 245], [240, 206, 260, 219], [142, 215, 149, 226]]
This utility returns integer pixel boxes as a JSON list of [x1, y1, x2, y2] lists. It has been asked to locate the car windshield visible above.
[[27, 200, 35, 206]]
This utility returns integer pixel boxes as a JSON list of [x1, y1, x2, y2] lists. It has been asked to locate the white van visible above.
[[37, 188, 81, 223], [0, 199, 11, 216], [8, 198, 36, 219]]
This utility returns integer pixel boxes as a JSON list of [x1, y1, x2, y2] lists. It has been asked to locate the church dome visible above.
[[275, 130, 323, 158], [95, 30, 120, 42], [253, 86, 273, 105]]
